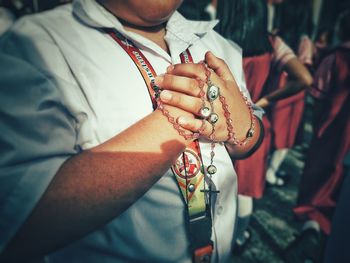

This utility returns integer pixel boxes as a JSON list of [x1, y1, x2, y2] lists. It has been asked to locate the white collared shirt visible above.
[[0, 1, 260, 262]]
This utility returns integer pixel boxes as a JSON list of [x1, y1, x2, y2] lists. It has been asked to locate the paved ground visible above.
[[230, 96, 315, 263], [231, 146, 306, 263]]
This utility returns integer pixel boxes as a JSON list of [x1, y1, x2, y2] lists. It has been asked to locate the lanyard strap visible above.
[[106, 30, 213, 261]]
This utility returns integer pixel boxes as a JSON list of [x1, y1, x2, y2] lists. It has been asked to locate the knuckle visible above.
[[218, 57, 225, 64], [197, 120, 205, 131], [217, 122, 227, 134], [172, 93, 180, 104], [164, 73, 174, 87], [194, 98, 203, 112], [204, 122, 213, 136], [172, 64, 179, 71], [196, 63, 207, 80], [215, 57, 225, 65], [190, 79, 199, 95]]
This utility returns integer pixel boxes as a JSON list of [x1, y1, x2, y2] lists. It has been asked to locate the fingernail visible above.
[[177, 116, 189, 125], [167, 65, 174, 72], [160, 90, 172, 102], [154, 76, 164, 85]]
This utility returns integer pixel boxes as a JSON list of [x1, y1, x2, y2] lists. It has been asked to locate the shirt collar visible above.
[[73, 0, 218, 58]]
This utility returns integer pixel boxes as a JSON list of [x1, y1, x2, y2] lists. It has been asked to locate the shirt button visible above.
[[217, 205, 223, 215]]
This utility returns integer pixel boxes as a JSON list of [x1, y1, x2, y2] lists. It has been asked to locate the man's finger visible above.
[[177, 116, 212, 137], [205, 51, 234, 81]]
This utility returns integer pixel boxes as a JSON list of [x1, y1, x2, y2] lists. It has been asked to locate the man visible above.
[[0, 0, 263, 262]]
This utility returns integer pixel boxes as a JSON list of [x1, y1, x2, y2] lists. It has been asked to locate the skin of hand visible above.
[[155, 51, 263, 158], [155, 52, 250, 142]]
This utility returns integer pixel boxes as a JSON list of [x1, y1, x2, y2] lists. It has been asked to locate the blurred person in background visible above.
[[216, 0, 312, 253], [285, 9, 350, 263], [265, 0, 315, 186], [324, 151, 350, 263], [277, 0, 314, 53], [266, 0, 284, 34], [313, 27, 334, 68], [177, 0, 217, 21]]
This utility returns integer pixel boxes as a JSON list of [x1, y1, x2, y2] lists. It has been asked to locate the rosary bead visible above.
[[188, 183, 195, 192], [207, 165, 217, 175], [200, 106, 211, 119], [207, 85, 220, 101], [209, 113, 219, 124], [247, 128, 254, 138]]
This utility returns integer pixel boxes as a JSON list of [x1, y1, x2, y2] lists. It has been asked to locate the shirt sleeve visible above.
[[0, 54, 78, 252], [298, 35, 314, 66], [271, 35, 297, 71]]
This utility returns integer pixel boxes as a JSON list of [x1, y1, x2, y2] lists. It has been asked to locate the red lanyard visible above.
[[106, 29, 213, 262]]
